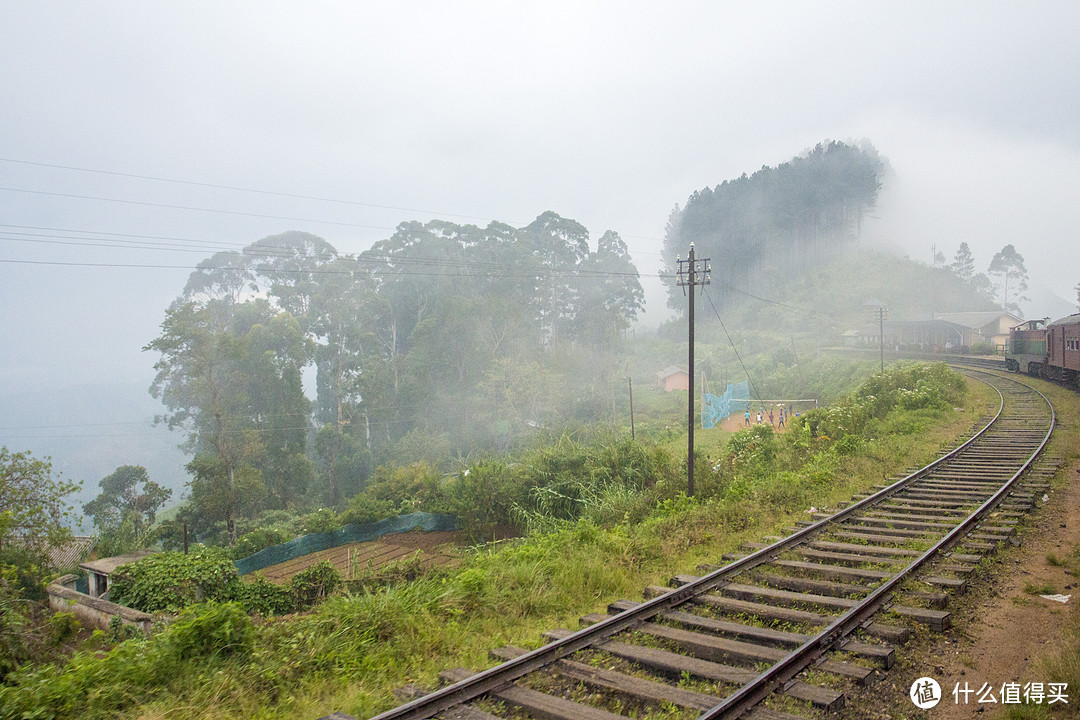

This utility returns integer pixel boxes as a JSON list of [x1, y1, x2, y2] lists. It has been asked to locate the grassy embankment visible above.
[[0, 364, 997, 720]]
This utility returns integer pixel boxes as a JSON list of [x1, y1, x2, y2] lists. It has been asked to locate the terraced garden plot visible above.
[[253, 530, 463, 584]]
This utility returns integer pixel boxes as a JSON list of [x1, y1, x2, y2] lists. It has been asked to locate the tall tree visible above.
[[83, 465, 171, 544], [951, 242, 976, 282], [145, 298, 311, 543], [573, 231, 644, 343], [309, 258, 386, 503], [246, 231, 338, 326], [987, 244, 1029, 315]]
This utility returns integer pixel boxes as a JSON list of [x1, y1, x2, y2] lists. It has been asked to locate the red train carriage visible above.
[[1044, 312, 1080, 384], [1008, 313, 1080, 387]]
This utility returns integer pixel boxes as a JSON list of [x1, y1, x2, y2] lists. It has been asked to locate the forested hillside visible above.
[[145, 213, 643, 543], [663, 140, 885, 309]]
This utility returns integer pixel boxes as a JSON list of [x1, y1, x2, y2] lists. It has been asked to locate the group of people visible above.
[[743, 402, 797, 429]]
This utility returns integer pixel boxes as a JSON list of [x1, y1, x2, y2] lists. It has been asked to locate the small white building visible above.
[[79, 549, 154, 599]]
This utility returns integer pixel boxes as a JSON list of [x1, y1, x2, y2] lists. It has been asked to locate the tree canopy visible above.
[[663, 140, 885, 309], [146, 214, 644, 544], [987, 244, 1029, 316]]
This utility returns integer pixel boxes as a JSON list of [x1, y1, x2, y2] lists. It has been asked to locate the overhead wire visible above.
[[0, 158, 669, 258], [701, 287, 765, 408], [0, 156, 507, 223]]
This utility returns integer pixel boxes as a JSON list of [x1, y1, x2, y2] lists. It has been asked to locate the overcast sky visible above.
[[2, 1, 1078, 397]]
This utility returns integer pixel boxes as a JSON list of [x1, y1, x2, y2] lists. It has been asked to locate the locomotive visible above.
[[1005, 313, 1080, 386]]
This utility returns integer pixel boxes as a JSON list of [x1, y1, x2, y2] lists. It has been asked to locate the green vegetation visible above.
[[107, 548, 343, 618], [83, 465, 172, 558], [145, 217, 646, 547], [109, 547, 240, 613], [0, 363, 984, 719]]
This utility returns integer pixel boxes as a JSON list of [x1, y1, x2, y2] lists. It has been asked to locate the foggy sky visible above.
[[2, 0, 1078, 399]]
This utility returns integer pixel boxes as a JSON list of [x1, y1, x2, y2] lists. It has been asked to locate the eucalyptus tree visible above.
[[987, 244, 1029, 315], [308, 257, 387, 503], [521, 211, 591, 343], [83, 465, 171, 552], [146, 297, 312, 543], [245, 231, 338, 326], [572, 230, 644, 344]]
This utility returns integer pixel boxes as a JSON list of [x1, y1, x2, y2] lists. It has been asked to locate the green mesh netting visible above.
[[702, 380, 751, 429], [234, 511, 458, 576]]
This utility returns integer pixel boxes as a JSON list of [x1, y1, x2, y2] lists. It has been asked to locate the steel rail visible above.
[[358, 369, 1015, 720], [698, 370, 1056, 720]]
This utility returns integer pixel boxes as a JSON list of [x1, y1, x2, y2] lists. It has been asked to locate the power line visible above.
[[0, 157, 505, 224], [0, 186, 398, 230], [0, 256, 660, 280], [0, 159, 669, 251], [702, 287, 764, 408]]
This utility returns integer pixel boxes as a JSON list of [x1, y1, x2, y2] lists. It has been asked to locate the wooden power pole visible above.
[[676, 243, 710, 496]]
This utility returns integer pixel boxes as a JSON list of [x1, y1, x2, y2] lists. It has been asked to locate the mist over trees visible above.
[[145, 217, 644, 543], [987, 244, 1029, 316], [662, 140, 885, 310]]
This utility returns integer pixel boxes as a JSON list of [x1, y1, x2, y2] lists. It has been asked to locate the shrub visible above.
[[289, 561, 342, 609], [109, 547, 239, 613], [230, 576, 295, 616], [348, 552, 426, 594], [47, 612, 80, 647], [160, 601, 254, 661], [230, 527, 292, 560], [338, 493, 398, 527]]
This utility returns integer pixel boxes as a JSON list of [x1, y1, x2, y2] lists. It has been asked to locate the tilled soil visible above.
[[252, 529, 463, 584]]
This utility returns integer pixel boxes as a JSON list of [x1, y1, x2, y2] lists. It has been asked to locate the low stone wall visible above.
[[47, 574, 152, 634]]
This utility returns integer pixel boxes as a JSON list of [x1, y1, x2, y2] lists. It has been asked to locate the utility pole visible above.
[[677, 243, 710, 496], [865, 300, 888, 372]]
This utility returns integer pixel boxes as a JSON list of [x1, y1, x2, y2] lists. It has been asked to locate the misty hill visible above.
[[662, 140, 886, 310]]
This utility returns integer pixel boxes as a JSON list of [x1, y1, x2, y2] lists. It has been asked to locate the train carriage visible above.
[[1044, 312, 1080, 383], [1006, 312, 1080, 387]]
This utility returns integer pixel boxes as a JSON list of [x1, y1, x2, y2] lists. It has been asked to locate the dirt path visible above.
[[929, 460, 1080, 719]]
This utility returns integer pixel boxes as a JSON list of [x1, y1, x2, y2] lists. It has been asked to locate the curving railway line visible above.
[[323, 368, 1060, 720]]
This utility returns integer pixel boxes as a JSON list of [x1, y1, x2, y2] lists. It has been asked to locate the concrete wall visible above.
[[47, 575, 152, 634]]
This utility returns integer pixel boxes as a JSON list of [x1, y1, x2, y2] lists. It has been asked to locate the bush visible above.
[[230, 527, 292, 560], [338, 493, 398, 527], [160, 601, 254, 661], [230, 576, 295, 616], [348, 552, 427, 594], [109, 547, 239, 613], [47, 612, 80, 647], [289, 561, 341, 609]]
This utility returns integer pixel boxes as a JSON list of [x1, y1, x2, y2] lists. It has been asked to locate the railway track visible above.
[[325, 369, 1059, 720]]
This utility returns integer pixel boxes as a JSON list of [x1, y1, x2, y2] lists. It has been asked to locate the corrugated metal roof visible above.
[[1048, 313, 1080, 327], [7, 534, 96, 571], [933, 311, 1021, 329], [656, 365, 688, 379], [50, 536, 96, 570]]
